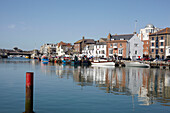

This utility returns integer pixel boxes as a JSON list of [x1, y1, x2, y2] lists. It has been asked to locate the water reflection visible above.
[[73, 66, 170, 106], [1, 59, 170, 107]]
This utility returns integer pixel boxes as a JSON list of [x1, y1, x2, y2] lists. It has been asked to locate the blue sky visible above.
[[0, 0, 170, 50]]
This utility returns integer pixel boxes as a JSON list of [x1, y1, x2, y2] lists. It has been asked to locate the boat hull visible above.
[[124, 62, 150, 68], [91, 61, 115, 66]]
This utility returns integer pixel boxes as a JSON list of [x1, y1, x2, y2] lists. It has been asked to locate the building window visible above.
[[156, 49, 158, 54], [110, 44, 112, 47], [101, 50, 105, 54], [109, 50, 113, 54], [152, 49, 154, 53], [152, 43, 154, 46], [156, 37, 158, 41], [161, 37, 163, 40], [161, 42, 163, 46], [156, 42, 158, 48], [135, 50, 137, 54], [162, 55, 164, 59], [119, 49, 123, 54], [120, 43, 122, 47], [152, 37, 154, 40], [161, 49, 163, 52], [134, 43, 138, 47]]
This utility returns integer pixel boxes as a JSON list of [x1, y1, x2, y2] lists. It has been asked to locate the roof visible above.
[[110, 34, 134, 40], [74, 39, 95, 44], [150, 27, 170, 35], [99, 38, 107, 41], [57, 41, 72, 47], [96, 42, 106, 45], [145, 24, 155, 28]]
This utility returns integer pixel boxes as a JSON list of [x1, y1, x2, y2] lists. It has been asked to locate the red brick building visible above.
[[149, 28, 170, 59], [106, 33, 134, 59], [74, 36, 95, 54]]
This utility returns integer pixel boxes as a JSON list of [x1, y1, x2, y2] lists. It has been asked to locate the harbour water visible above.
[[0, 58, 170, 113]]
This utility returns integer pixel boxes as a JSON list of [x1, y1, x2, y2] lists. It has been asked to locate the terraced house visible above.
[[74, 36, 95, 54], [149, 27, 170, 59], [106, 33, 134, 59]]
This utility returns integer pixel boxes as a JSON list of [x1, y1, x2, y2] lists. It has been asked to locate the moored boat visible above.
[[124, 61, 150, 68], [25, 56, 29, 59], [41, 56, 49, 64], [91, 58, 115, 66], [91, 61, 115, 66]]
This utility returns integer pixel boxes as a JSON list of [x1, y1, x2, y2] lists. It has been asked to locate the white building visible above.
[[82, 44, 95, 58], [128, 34, 143, 60], [94, 42, 107, 58], [56, 41, 72, 56], [40, 43, 57, 56], [139, 24, 161, 41]]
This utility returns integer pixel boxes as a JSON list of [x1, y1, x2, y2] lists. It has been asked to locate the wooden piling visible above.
[[24, 72, 34, 113]]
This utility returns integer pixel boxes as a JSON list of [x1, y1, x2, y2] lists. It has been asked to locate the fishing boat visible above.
[[41, 56, 49, 64], [124, 61, 150, 68], [91, 58, 115, 66]]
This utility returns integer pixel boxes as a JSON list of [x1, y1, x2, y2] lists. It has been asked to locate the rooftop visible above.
[[150, 27, 170, 35], [110, 34, 134, 40]]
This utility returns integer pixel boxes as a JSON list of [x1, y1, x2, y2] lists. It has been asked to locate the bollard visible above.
[[24, 72, 34, 113]]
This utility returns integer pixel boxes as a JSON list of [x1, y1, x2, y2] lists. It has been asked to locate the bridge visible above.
[[7, 52, 32, 57], [0, 49, 33, 58]]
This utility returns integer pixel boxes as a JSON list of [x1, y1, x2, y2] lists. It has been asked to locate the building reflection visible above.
[[73, 66, 170, 106], [1, 58, 169, 106]]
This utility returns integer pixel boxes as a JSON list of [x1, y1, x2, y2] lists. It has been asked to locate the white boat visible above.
[[124, 61, 150, 68], [91, 59, 115, 66], [91, 65, 115, 68]]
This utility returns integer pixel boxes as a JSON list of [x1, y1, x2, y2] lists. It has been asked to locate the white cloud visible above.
[[8, 24, 16, 29]]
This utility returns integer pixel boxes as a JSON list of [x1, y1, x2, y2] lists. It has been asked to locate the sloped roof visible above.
[[111, 34, 134, 40], [74, 39, 95, 44], [96, 42, 106, 45], [58, 41, 72, 47], [100, 38, 107, 41], [150, 27, 170, 35]]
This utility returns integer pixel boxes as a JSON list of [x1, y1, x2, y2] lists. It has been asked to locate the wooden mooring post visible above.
[[24, 72, 34, 113]]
